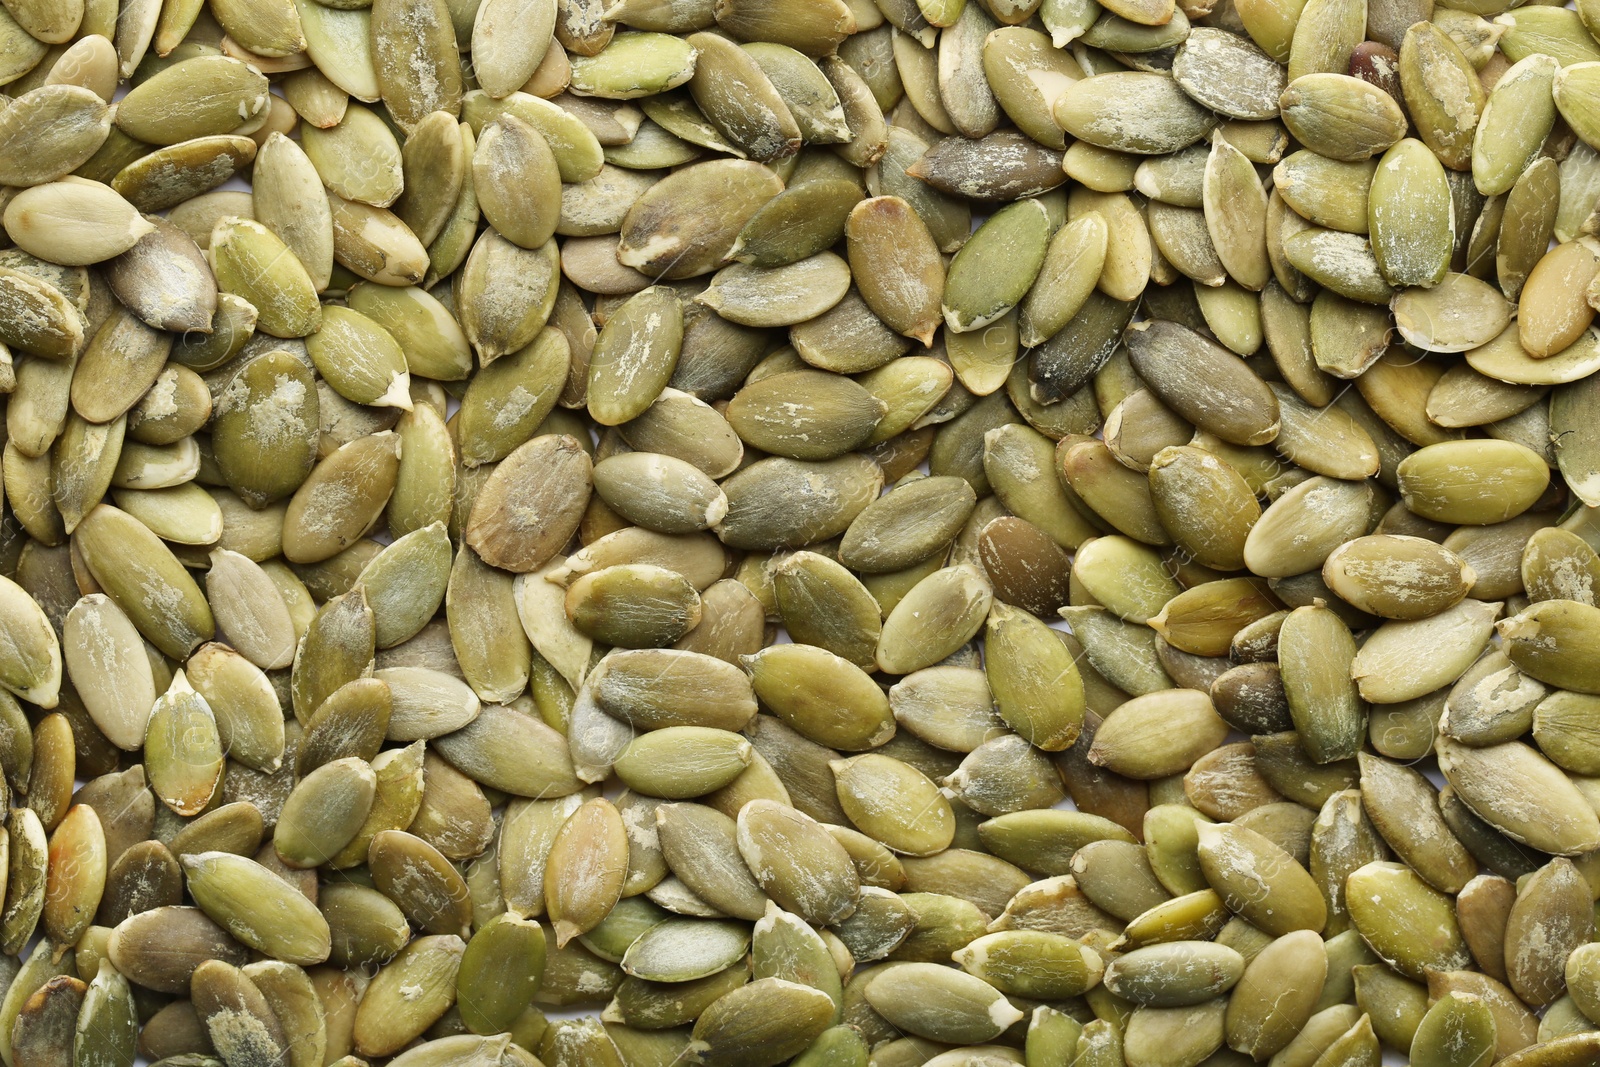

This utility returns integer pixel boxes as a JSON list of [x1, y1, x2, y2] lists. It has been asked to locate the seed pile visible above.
[[2, 0, 1600, 1065]]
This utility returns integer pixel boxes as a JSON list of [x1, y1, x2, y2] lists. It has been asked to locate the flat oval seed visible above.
[[61, 594, 151, 750], [1393, 273, 1512, 353], [1399, 22, 1484, 172], [188, 643, 287, 775], [718, 454, 883, 551], [726, 368, 884, 460], [274, 758, 377, 869], [465, 434, 592, 573], [584, 649, 754, 735], [568, 31, 696, 99], [587, 285, 684, 426], [4, 179, 154, 266], [1089, 690, 1230, 780], [1103, 941, 1244, 1007], [832, 753, 953, 857], [351, 934, 467, 1057], [689, 978, 836, 1067], [865, 963, 1024, 1045], [1054, 72, 1217, 155], [306, 305, 411, 410], [74, 503, 215, 660], [1174, 29, 1286, 119], [1370, 138, 1454, 288], [1224, 929, 1328, 1058], [545, 797, 628, 947], [621, 919, 750, 983], [1020, 212, 1108, 347], [1148, 445, 1261, 572], [181, 851, 330, 965], [592, 452, 727, 534], [1243, 475, 1374, 578], [472, 0, 557, 97], [839, 475, 975, 573], [565, 563, 702, 648], [211, 217, 322, 339], [653, 800, 769, 920], [701, 252, 853, 328], [1357, 752, 1476, 895], [614, 726, 751, 800], [876, 565, 993, 675], [1397, 440, 1550, 525], [846, 195, 944, 345], [1205, 135, 1271, 292], [772, 551, 881, 669], [1437, 735, 1600, 856], [369, 828, 473, 937], [1125, 320, 1280, 446], [1504, 858, 1593, 1008], [282, 433, 401, 564], [942, 199, 1050, 333], [1278, 73, 1407, 161], [107, 906, 249, 994], [985, 602, 1084, 751], [1411, 993, 1497, 1067], [746, 645, 891, 754], [1474, 54, 1559, 197], [955, 930, 1104, 1001], [1521, 240, 1600, 359], [1346, 861, 1472, 979], [736, 799, 859, 925], [114, 56, 270, 144], [619, 159, 783, 279], [370, 0, 463, 133], [0, 85, 111, 188], [190, 960, 292, 1067], [455, 231, 559, 362], [0, 265, 84, 359], [943, 733, 1065, 817], [1071, 535, 1181, 623], [1196, 821, 1327, 936], [474, 115, 563, 250], [457, 913, 547, 1035], [1323, 535, 1475, 620]]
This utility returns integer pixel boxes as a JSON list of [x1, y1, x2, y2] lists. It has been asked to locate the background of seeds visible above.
[[4, 0, 1600, 1065]]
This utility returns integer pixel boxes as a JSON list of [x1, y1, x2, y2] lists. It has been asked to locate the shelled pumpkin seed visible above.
[[1, 1, 1600, 1066]]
